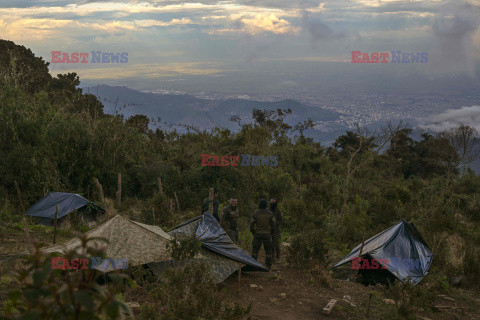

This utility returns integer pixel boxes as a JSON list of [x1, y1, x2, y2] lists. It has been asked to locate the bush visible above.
[[384, 281, 437, 320], [2, 233, 131, 319], [287, 230, 329, 267], [463, 244, 480, 291], [124, 234, 251, 320]]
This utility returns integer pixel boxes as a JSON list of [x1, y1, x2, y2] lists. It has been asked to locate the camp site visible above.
[[1, 9, 480, 320]]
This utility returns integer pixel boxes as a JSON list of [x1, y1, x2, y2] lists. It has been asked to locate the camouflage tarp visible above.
[[40, 214, 252, 282], [41, 215, 171, 272]]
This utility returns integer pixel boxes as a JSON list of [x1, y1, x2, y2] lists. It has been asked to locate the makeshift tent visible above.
[[41, 215, 171, 272], [168, 213, 267, 278], [25, 192, 104, 226], [41, 214, 262, 283], [332, 219, 433, 285]]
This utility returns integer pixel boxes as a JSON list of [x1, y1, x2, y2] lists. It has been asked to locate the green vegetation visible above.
[[1, 39, 479, 319], [2, 234, 131, 319]]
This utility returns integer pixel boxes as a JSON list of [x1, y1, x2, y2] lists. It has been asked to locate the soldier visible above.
[[270, 198, 283, 262], [202, 188, 220, 221], [221, 198, 239, 243], [250, 199, 275, 270]]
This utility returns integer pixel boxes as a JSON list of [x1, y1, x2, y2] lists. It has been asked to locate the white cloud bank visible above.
[[421, 106, 480, 132]]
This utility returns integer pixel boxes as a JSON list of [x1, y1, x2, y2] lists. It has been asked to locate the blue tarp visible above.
[[25, 192, 93, 220], [171, 212, 267, 271], [332, 219, 433, 285]]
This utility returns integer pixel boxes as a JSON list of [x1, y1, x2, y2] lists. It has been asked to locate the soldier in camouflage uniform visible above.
[[221, 198, 239, 243], [270, 199, 283, 262], [250, 199, 275, 270], [202, 188, 220, 221]]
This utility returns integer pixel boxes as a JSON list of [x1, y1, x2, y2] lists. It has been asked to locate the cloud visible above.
[[238, 13, 298, 34], [49, 62, 234, 79], [302, 11, 346, 44], [237, 0, 322, 10], [134, 17, 193, 27], [421, 106, 480, 132], [428, 1, 480, 76]]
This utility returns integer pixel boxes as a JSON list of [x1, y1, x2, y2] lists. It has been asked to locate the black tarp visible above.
[[25, 192, 103, 221], [332, 219, 433, 285], [171, 212, 267, 271]]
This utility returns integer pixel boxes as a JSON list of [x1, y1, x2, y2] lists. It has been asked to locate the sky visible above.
[[1, 0, 480, 94]]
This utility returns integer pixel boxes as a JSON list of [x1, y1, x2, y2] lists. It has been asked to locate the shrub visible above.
[[125, 233, 251, 320], [463, 244, 480, 291], [384, 280, 436, 320], [287, 230, 329, 267], [2, 233, 131, 319]]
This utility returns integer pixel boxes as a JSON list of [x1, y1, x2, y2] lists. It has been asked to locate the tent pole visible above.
[[355, 235, 365, 281], [53, 205, 59, 244]]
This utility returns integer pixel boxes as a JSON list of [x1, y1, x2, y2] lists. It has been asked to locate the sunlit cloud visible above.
[[49, 62, 236, 79], [235, 13, 299, 34], [1, 0, 478, 82]]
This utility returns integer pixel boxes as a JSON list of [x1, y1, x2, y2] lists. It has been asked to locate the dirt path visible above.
[[222, 254, 480, 320]]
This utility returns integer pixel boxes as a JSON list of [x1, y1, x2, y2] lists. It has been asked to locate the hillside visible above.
[[83, 84, 342, 133], [1, 39, 480, 320]]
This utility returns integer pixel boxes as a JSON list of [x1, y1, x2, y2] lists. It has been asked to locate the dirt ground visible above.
[[221, 252, 480, 320], [1, 226, 480, 319]]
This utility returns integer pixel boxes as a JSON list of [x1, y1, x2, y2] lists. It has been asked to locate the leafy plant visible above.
[[2, 233, 131, 319]]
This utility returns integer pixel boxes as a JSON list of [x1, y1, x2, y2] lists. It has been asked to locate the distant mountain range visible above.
[[82, 84, 343, 141], [81, 84, 480, 172]]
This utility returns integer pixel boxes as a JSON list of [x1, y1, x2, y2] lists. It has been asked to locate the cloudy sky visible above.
[[1, 0, 480, 94]]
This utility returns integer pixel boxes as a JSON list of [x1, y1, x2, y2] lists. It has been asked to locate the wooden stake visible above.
[[22, 218, 32, 249], [153, 208, 156, 225], [116, 173, 122, 206], [174, 192, 180, 212], [366, 293, 372, 318], [14, 180, 25, 214], [53, 205, 59, 244], [208, 188, 214, 214], [93, 177, 105, 202], [157, 177, 163, 195], [170, 199, 173, 214], [238, 263, 242, 283]]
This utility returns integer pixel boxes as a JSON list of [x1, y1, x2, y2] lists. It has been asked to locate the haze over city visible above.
[[2, 0, 480, 137]]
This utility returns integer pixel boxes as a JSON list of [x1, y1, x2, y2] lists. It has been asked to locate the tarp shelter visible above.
[[25, 192, 104, 226], [41, 214, 263, 283], [41, 215, 172, 272], [168, 212, 267, 280], [331, 219, 433, 285]]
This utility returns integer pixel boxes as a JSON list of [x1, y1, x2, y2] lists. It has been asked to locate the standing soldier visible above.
[[202, 188, 220, 221], [250, 199, 275, 270], [221, 198, 239, 243], [270, 198, 283, 262]]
